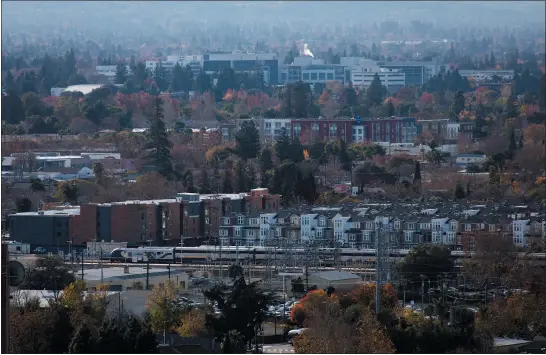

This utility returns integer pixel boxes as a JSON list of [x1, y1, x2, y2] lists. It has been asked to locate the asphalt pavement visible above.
[[262, 344, 295, 354]]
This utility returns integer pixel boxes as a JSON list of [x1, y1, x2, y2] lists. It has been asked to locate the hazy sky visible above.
[[2, 1, 544, 40]]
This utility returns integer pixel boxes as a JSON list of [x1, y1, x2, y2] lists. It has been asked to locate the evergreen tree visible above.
[[234, 160, 247, 193], [259, 148, 274, 187], [246, 163, 257, 189], [366, 74, 385, 106], [275, 127, 292, 162], [235, 120, 260, 160], [153, 61, 168, 91], [194, 71, 212, 94], [211, 167, 222, 193], [295, 168, 317, 204], [215, 67, 236, 100], [505, 96, 518, 118], [291, 82, 312, 118], [145, 96, 174, 178], [338, 139, 352, 171], [289, 137, 305, 163], [222, 169, 233, 193], [508, 129, 517, 158], [384, 100, 395, 117], [489, 52, 496, 68], [68, 324, 94, 354], [454, 182, 466, 199], [3, 70, 16, 91], [200, 169, 212, 194], [172, 63, 194, 92], [183, 170, 196, 193], [115, 64, 128, 84], [450, 90, 465, 120]]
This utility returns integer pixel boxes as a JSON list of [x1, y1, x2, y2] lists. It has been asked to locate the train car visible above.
[[109, 245, 546, 265]]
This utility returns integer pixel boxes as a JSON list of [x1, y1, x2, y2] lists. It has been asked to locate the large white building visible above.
[[95, 65, 132, 83], [166, 55, 204, 76], [340, 57, 406, 90], [280, 56, 347, 85]]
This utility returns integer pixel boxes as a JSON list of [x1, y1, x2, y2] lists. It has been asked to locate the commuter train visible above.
[[108, 246, 546, 265]]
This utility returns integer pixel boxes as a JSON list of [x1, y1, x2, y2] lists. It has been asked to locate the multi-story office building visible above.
[[378, 57, 445, 86], [280, 57, 348, 85], [350, 69, 406, 92], [340, 57, 405, 92], [202, 53, 279, 85], [166, 55, 204, 76]]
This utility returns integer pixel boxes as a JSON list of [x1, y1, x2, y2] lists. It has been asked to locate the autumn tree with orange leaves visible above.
[[291, 290, 395, 353], [349, 283, 399, 311]]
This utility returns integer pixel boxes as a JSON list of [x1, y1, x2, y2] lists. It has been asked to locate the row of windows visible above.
[[302, 72, 334, 81]]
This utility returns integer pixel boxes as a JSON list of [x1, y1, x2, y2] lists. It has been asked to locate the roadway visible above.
[[262, 344, 295, 354]]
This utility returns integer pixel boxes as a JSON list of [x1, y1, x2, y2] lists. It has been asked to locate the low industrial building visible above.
[[80, 266, 190, 291], [308, 271, 362, 291]]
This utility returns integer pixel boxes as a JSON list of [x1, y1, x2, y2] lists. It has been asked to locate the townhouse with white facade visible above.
[[217, 202, 545, 250]]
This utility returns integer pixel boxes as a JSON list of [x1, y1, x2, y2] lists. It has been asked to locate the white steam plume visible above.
[[303, 43, 314, 58]]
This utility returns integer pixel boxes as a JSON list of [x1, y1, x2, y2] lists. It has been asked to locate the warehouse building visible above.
[[308, 271, 363, 291]]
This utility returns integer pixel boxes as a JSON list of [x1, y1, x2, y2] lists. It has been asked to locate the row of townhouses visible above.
[[215, 116, 476, 146], [218, 203, 546, 250]]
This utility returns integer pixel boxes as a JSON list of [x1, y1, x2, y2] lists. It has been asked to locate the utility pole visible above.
[[421, 274, 425, 307], [2, 243, 10, 354], [100, 248, 104, 283], [375, 228, 383, 315], [168, 264, 171, 281], [145, 253, 151, 290], [81, 251, 85, 281]]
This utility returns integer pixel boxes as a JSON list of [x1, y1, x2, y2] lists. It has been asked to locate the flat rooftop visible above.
[[81, 266, 187, 282], [11, 208, 81, 217]]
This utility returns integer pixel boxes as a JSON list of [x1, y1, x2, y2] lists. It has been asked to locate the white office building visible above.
[[166, 55, 204, 76], [280, 56, 347, 85], [145, 60, 178, 73], [350, 68, 405, 91]]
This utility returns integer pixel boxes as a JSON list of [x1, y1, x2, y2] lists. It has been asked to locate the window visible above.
[[327, 73, 333, 80], [311, 72, 317, 80], [312, 123, 319, 133], [261, 216, 268, 224], [302, 73, 309, 80], [329, 124, 337, 137], [235, 228, 241, 236], [237, 216, 244, 225], [405, 232, 412, 242], [465, 224, 471, 231], [318, 72, 325, 80], [363, 232, 370, 241]]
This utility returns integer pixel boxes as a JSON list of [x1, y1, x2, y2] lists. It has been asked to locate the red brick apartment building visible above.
[[67, 189, 280, 246], [290, 118, 354, 143]]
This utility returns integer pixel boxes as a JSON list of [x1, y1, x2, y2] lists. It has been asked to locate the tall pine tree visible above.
[[235, 120, 261, 160], [145, 96, 173, 178]]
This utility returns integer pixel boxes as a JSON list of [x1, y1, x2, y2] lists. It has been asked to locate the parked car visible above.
[[34, 247, 47, 254]]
